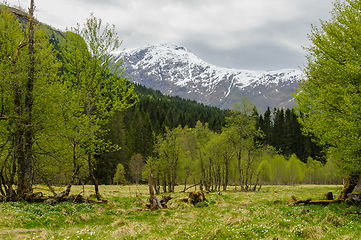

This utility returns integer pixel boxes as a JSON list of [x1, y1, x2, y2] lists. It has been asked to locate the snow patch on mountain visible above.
[[114, 43, 303, 111]]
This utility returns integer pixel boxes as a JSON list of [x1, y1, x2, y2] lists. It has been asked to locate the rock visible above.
[[44, 198, 58, 205], [347, 193, 361, 203]]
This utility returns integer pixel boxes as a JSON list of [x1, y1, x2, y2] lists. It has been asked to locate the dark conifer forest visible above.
[[94, 83, 325, 184]]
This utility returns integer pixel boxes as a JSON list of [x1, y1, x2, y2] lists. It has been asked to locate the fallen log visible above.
[[182, 183, 201, 192], [0, 192, 109, 205], [342, 211, 361, 216], [290, 195, 343, 206]]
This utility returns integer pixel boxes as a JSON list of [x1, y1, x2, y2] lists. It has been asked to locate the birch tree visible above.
[[62, 14, 137, 200], [295, 0, 361, 199]]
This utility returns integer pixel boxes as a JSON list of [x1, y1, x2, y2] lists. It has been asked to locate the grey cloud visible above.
[[7, 0, 336, 70]]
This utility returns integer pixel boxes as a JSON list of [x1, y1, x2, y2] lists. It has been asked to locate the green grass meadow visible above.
[[0, 184, 360, 239]]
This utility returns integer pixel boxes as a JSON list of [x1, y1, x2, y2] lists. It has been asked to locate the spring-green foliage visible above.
[[113, 164, 126, 185], [0, 4, 69, 193], [142, 107, 342, 191], [294, 0, 361, 173], [0, 3, 341, 192], [0, 3, 136, 195], [257, 160, 272, 183]]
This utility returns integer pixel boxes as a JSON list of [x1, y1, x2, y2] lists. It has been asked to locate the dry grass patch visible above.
[[301, 226, 324, 239], [322, 212, 345, 227], [79, 214, 90, 221], [112, 222, 140, 238], [224, 215, 251, 225], [111, 218, 128, 227]]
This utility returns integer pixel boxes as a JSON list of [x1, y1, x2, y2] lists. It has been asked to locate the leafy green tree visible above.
[[113, 164, 126, 185], [322, 156, 343, 184], [203, 130, 234, 191], [270, 154, 288, 184], [154, 126, 184, 192], [178, 125, 200, 192], [286, 154, 305, 184], [62, 14, 137, 200], [194, 121, 213, 191], [0, 3, 63, 195], [226, 97, 263, 190], [257, 160, 272, 183], [304, 157, 323, 184], [294, 0, 361, 198]]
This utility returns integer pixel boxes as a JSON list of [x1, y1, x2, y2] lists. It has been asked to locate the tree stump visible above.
[[188, 191, 206, 205], [148, 172, 163, 210], [325, 192, 333, 200]]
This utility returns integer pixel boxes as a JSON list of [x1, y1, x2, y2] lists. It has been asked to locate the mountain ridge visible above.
[[116, 43, 302, 113]]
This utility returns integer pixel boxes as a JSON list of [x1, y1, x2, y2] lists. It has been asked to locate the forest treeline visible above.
[[102, 95, 342, 191], [0, 4, 343, 199]]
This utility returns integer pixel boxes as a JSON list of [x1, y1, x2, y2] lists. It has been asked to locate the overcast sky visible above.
[[8, 0, 335, 70]]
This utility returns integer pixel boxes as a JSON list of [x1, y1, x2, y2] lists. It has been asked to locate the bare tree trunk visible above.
[[223, 157, 230, 191], [38, 175, 57, 196], [244, 149, 252, 190], [65, 164, 81, 196], [13, 62, 25, 195], [88, 152, 101, 200], [0, 168, 8, 195], [199, 151, 205, 192], [182, 182, 201, 192], [65, 142, 81, 196], [238, 151, 244, 190], [207, 157, 212, 191], [183, 167, 190, 192], [167, 171, 172, 193], [252, 172, 260, 191], [18, 0, 36, 196], [338, 173, 360, 200], [148, 172, 162, 210], [217, 165, 221, 191], [148, 173, 155, 199], [155, 172, 160, 194], [162, 173, 167, 193], [171, 156, 178, 193]]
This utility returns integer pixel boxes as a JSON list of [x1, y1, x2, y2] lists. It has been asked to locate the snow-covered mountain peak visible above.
[[117, 43, 302, 111]]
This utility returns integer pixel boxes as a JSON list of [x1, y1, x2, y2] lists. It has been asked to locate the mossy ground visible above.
[[0, 184, 360, 239]]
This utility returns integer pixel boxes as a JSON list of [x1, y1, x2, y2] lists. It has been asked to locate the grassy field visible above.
[[0, 184, 360, 239]]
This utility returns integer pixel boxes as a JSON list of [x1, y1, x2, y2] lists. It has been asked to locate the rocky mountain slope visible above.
[[115, 43, 302, 112]]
